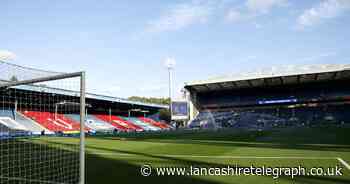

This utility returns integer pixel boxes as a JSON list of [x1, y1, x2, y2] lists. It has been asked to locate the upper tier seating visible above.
[[94, 114, 143, 132]]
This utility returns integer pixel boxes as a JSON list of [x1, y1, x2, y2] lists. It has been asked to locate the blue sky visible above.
[[1, 0, 350, 98]]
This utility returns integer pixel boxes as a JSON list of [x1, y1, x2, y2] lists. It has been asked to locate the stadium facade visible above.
[[184, 64, 350, 129]]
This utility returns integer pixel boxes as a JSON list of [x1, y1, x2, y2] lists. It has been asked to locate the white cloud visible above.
[[297, 0, 350, 28], [144, 0, 289, 33], [146, 1, 212, 33], [246, 0, 288, 14], [225, 10, 244, 22], [225, 0, 288, 23], [0, 50, 16, 61]]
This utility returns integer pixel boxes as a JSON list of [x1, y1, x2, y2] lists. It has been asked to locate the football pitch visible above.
[[36, 127, 350, 184]]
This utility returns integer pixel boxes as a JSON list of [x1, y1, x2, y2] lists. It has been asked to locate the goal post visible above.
[[0, 66, 86, 184], [79, 72, 85, 184]]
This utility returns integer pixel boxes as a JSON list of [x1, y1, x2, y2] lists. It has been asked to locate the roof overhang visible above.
[[0, 80, 168, 109], [185, 64, 350, 93]]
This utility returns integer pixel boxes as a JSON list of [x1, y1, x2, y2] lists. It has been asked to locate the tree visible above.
[[127, 96, 170, 105], [9, 75, 18, 82]]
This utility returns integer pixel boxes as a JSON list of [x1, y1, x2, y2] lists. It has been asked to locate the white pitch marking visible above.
[[337, 158, 350, 170]]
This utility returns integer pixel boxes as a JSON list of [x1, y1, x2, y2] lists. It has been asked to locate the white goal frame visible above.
[[0, 71, 86, 184]]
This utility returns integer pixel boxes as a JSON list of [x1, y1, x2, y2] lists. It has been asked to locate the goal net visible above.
[[0, 60, 85, 184]]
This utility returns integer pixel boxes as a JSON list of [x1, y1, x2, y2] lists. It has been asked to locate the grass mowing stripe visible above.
[[0, 176, 66, 184], [89, 152, 337, 160]]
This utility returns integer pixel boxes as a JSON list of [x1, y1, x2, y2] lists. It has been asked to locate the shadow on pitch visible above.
[[0, 138, 80, 184], [85, 143, 350, 184], [1, 138, 225, 184], [86, 153, 225, 184], [40, 139, 350, 184]]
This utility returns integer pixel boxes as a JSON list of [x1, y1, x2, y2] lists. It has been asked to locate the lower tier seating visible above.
[[23, 111, 85, 133], [94, 114, 143, 132]]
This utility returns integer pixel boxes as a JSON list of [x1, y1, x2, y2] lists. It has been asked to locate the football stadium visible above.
[[0, 60, 349, 184], [1, 1, 350, 184]]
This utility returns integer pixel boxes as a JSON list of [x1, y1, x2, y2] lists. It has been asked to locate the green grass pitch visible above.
[[2, 127, 350, 184], [47, 127, 350, 184]]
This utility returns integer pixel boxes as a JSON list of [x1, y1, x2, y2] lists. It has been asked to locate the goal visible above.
[[0, 60, 85, 184]]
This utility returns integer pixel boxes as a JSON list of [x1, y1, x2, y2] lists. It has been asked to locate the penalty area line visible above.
[[91, 152, 350, 171], [91, 152, 350, 172], [337, 158, 350, 171]]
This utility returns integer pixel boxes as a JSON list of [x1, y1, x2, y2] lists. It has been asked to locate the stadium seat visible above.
[[125, 117, 160, 131], [94, 114, 143, 132], [66, 114, 115, 133], [138, 117, 171, 129], [0, 117, 27, 131], [22, 111, 86, 133], [0, 109, 52, 135], [15, 112, 52, 135]]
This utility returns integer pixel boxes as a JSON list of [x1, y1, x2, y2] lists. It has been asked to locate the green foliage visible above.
[[9, 75, 18, 82], [128, 96, 170, 105]]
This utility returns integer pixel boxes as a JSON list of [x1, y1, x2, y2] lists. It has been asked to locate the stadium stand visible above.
[[147, 113, 161, 121], [22, 111, 84, 133], [188, 105, 350, 129], [95, 114, 143, 132], [138, 117, 171, 129], [0, 117, 27, 131], [66, 114, 115, 133], [126, 117, 161, 131], [185, 64, 350, 130], [15, 112, 52, 134], [0, 110, 27, 130], [0, 110, 35, 136], [0, 123, 11, 137], [0, 123, 29, 137]]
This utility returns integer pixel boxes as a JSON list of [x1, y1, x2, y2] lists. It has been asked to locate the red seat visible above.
[[94, 114, 143, 132], [138, 117, 171, 129], [22, 111, 87, 133]]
